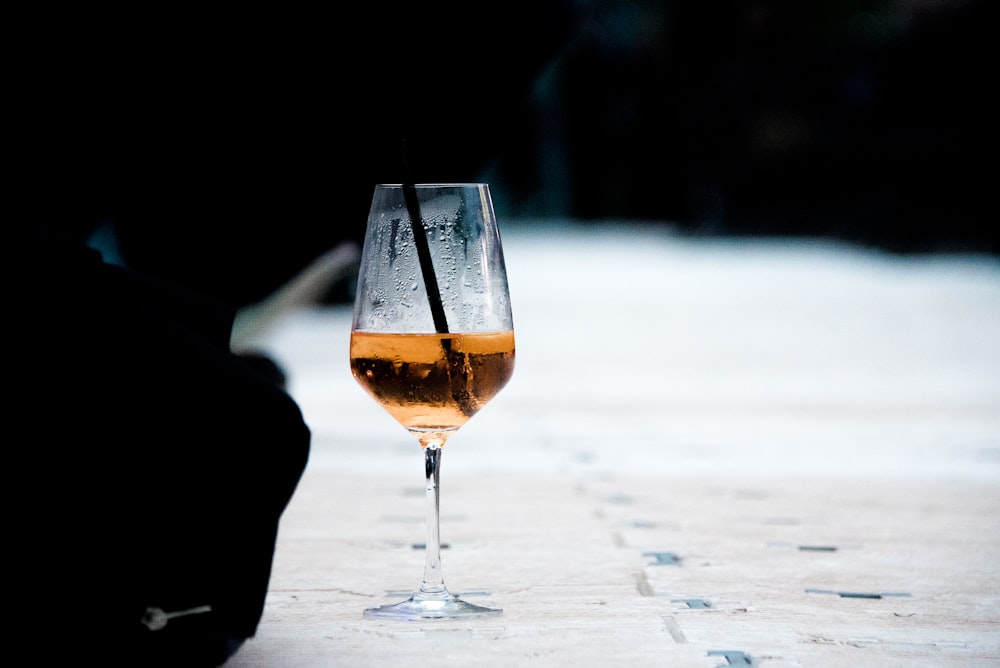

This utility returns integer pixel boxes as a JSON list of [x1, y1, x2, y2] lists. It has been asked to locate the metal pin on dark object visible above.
[[141, 605, 212, 631]]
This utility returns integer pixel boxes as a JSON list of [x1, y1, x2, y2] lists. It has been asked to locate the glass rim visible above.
[[375, 183, 489, 188]]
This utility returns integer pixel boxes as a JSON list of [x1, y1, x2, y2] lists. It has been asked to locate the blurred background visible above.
[[485, 0, 992, 254], [16, 0, 993, 308]]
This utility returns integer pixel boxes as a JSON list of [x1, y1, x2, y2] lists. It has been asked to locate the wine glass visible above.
[[350, 183, 515, 620]]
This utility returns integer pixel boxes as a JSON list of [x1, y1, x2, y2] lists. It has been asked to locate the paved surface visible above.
[[226, 222, 1000, 667]]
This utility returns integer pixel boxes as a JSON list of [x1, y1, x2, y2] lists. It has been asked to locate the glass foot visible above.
[[364, 591, 502, 620]]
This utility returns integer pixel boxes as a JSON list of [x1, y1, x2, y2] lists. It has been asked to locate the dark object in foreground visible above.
[[14, 229, 311, 666]]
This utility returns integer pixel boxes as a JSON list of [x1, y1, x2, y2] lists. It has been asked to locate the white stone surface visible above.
[[257, 222, 1000, 481], [227, 222, 1000, 667]]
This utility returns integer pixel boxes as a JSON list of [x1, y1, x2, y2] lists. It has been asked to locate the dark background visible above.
[[15, 0, 994, 308], [487, 0, 992, 254]]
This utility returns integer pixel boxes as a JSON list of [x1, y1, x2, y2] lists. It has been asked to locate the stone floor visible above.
[[225, 221, 1000, 667]]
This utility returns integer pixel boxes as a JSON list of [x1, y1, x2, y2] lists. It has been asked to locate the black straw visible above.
[[401, 141, 449, 334]]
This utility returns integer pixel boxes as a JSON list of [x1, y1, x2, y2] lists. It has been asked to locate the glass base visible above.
[[364, 591, 502, 620]]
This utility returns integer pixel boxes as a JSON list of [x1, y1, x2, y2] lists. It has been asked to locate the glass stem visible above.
[[418, 443, 448, 598]]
